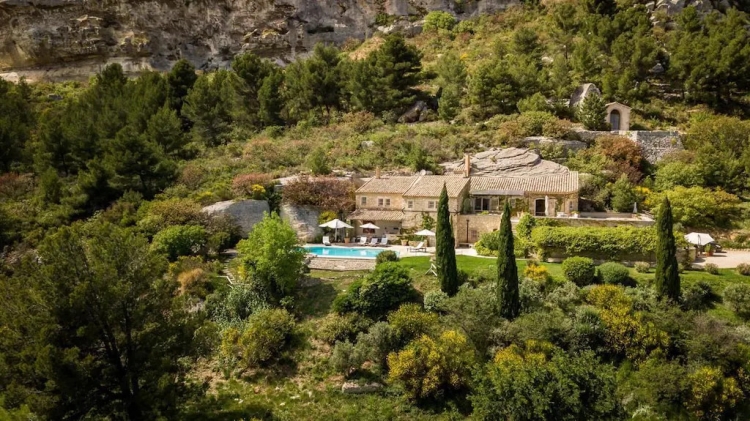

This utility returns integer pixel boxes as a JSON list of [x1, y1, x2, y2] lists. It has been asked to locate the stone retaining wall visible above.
[[576, 130, 683, 163]]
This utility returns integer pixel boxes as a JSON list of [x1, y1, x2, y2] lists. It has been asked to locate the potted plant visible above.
[[704, 244, 714, 256], [344, 228, 353, 244], [400, 236, 409, 246]]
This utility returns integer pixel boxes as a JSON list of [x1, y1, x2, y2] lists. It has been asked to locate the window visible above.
[[377, 197, 391, 207], [407, 200, 414, 209], [361, 196, 367, 206], [474, 197, 490, 212], [427, 201, 436, 209]]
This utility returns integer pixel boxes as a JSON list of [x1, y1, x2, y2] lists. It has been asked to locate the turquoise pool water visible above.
[[303, 246, 394, 259]]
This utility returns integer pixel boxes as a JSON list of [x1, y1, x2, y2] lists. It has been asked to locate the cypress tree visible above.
[[436, 184, 459, 296], [655, 197, 680, 302], [497, 201, 520, 319]]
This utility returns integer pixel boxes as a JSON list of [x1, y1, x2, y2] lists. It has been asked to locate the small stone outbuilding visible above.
[[605, 102, 631, 131]]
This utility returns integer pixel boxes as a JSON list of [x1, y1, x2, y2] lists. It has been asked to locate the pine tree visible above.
[[436, 185, 459, 296], [497, 201, 520, 320], [576, 92, 608, 130], [655, 197, 680, 302]]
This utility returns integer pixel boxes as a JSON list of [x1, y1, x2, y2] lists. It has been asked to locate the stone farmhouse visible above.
[[348, 157, 580, 244]]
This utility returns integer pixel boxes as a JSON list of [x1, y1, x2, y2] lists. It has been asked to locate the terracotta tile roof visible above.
[[403, 176, 470, 198], [356, 176, 419, 194], [348, 209, 406, 221], [470, 172, 579, 195]]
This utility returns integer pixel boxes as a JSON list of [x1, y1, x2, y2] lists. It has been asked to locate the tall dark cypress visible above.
[[436, 184, 459, 296], [497, 201, 520, 319], [655, 197, 680, 302]]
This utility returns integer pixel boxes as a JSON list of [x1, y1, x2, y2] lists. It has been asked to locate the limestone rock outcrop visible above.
[[441, 147, 572, 177], [0, 0, 518, 81], [202, 199, 269, 237]]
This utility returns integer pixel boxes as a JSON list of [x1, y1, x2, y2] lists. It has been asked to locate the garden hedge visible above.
[[531, 226, 659, 261]]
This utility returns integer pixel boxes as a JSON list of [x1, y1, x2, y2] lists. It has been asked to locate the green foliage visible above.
[[332, 263, 416, 319], [655, 198, 680, 302], [610, 175, 637, 213], [329, 340, 366, 375], [472, 344, 620, 420], [576, 93, 608, 131], [315, 313, 372, 345], [220, 308, 295, 368], [183, 70, 237, 147], [724, 284, 750, 319], [375, 250, 400, 265], [151, 224, 207, 261], [353, 321, 397, 367], [737, 263, 750, 276], [562, 257, 596, 286], [436, 185, 459, 296], [236, 213, 305, 302], [681, 281, 719, 311], [27, 221, 207, 419], [205, 283, 269, 325], [654, 161, 705, 191], [387, 303, 439, 344], [704, 263, 719, 275], [516, 213, 537, 240], [497, 201, 520, 320], [307, 147, 331, 175], [424, 289, 449, 313], [647, 186, 740, 229], [634, 262, 651, 273], [517, 93, 551, 113], [597, 262, 631, 285], [423, 11, 456, 32], [388, 330, 475, 400], [532, 226, 659, 261]]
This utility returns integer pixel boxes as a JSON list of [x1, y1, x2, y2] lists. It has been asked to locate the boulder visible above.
[[202, 200, 269, 237], [341, 381, 383, 394], [440, 147, 572, 177], [280, 203, 322, 243]]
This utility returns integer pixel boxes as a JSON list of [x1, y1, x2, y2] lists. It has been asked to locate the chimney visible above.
[[375, 166, 381, 179], [463, 154, 471, 178]]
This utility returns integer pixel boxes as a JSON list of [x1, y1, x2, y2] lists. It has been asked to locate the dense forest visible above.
[[3, 1, 750, 419]]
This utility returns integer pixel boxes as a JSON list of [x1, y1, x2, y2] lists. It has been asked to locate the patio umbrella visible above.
[[415, 229, 436, 236], [684, 232, 715, 247], [360, 223, 380, 230], [319, 219, 353, 242]]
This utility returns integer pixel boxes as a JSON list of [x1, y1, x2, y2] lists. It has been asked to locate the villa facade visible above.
[[347, 167, 579, 243]]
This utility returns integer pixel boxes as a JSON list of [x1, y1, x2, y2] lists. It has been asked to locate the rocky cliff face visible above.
[[0, 0, 517, 81]]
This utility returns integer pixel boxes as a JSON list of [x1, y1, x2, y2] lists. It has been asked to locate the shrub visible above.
[[723, 284, 750, 319], [376, 250, 400, 265], [736, 263, 750, 276], [597, 262, 631, 285], [332, 263, 417, 319], [704, 263, 719, 275], [151, 225, 208, 261], [424, 289, 449, 313], [547, 282, 581, 313], [138, 198, 205, 234], [519, 278, 545, 313], [475, 230, 526, 258], [205, 283, 269, 324], [532, 226, 659, 261], [220, 308, 295, 368], [315, 313, 372, 345], [231, 173, 273, 197], [562, 257, 596, 286], [634, 262, 651, 273], [176, 268, 210, 297], [354, 322, 397, 367], [387, 303, 439, 344], [516, 213, 537, 240], [523, 264, 550, 282], [282, 176, 355, 214], [682, 281, 719, 311], [330, 340, 366, 376], [423, 11, 456, 31], [388, 330, 475, 400]]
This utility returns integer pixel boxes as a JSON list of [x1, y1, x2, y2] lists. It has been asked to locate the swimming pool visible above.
[[303, 246, 394, 259]]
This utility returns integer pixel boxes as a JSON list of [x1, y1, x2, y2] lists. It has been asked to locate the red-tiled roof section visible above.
[[356, 176, 420, 194], [403, 176, 470, 198], [470, 172, 579, 194]]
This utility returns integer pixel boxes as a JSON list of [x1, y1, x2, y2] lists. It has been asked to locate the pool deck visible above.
[[304, 244, 481, 271]]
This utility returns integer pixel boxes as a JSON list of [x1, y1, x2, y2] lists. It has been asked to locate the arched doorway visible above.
[[609, 109, 621, 130]]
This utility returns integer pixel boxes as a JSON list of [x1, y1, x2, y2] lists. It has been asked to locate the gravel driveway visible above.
[[693, 250, 750, 268]]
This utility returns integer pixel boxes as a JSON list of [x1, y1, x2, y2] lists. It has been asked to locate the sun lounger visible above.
[[323, 236, 331, 246], [368, 238, 378, 246], [409, 242, 426, 252], [358, 237, 368, 246], [379, 237, 389, 246]]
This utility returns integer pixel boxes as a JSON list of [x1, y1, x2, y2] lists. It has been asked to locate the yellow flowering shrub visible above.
[[687, 366, 744, 420], [388, 330, 475, 400], [586, 285, 668, 361], [523, 264, 550, 283]]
